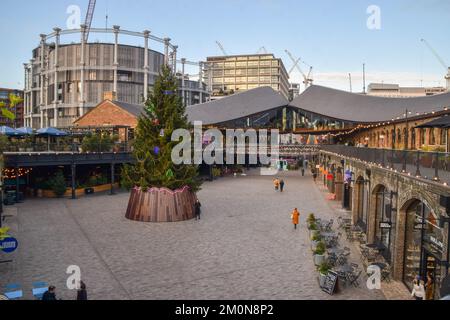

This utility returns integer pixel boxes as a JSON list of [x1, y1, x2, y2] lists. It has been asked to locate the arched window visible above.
[[374, 186, 396, 263], [391, 129, 396, 148], [397, 129, 402, 145], [411, 128, 416, 150], [403, 128, 408, 149], [421, 128, 426, 146], [430, 128, 436, 145]]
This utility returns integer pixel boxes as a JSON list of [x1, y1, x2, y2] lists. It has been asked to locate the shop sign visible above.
[[0, 237, 18, 253], [379, 222, 392, 229], [429, 236, 444, 252]]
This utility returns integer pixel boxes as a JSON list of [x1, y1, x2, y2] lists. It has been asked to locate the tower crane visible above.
[[421, 39, 450, 91], [215, 41, 228, 56], [257, 47, 268, 54], [285, 50, 314, 90], [84, 0, 97, 42]]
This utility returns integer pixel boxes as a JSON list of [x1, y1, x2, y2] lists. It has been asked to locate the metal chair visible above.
[[348, 270, 362, 288]]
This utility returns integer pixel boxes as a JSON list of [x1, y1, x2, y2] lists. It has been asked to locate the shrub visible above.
[[307, 213, 316, 224], [48, 171, 67, 198], [81, 133, 119, 152], [0, 135, 9, 153], [318, 262, 331, 275], [314, 242, 326, 256], [309, 222, 318, 231], [311, 233, 322, 242]]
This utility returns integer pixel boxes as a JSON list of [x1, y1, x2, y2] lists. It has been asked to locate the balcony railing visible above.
[[2, 142, 133, 154], [320, 145, 450, 186]]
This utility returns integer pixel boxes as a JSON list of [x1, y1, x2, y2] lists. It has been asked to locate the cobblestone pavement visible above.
[[0, 170, 385, 300]]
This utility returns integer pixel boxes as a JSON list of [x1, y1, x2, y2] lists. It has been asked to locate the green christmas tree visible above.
[[121, 65, 201, 192]]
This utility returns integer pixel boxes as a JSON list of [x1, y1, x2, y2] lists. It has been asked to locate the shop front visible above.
[[374, 186, 397, 263], [403, 200, 447, 300]]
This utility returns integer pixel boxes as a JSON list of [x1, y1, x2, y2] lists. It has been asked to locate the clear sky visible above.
[[1, 0, 449, 92]]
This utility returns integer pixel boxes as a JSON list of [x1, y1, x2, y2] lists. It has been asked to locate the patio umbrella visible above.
[[36, 127, 68, 136], [0, 126, 21, 137], [36, 128, 68, 151], [16, 127, 34, 135]]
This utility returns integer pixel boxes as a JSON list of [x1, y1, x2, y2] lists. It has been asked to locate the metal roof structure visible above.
[[289, 85, 450, 123], [416, 115, 450, 128], [186, 86, 289, 125]]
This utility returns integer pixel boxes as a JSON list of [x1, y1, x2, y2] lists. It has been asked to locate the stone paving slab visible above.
[[0, 170, 385, 300]]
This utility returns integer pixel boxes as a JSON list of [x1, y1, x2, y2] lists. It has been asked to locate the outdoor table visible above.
[[321, 232, 336, 239], [327, 248, 344, 255]]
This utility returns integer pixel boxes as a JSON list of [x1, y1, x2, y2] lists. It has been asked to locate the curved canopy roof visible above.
[[289, 85, 450, 123], [186, 86, 288, 125]]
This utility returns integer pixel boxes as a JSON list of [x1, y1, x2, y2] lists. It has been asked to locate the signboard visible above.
[[0, 237, 18, 253], [321, 271, 338, 296], [379, 222, 392, 229]]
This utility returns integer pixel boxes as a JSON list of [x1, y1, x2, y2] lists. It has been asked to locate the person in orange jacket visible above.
[[273, 178, 280, 191], [291, 208, 300, 230]]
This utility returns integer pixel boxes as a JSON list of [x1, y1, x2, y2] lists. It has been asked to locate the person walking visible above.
[[194, 199, 202, 221], [76, 281, 88, 301], [291, 208, 300, 230], [411, 277, 426, 300], [42, 286, 57, 301], [279, 179, 285, 193], [426, 272, 435, 300], [273, 178, 280, 192], [312, 169, 318, 183], [301, 167, 305, 177]]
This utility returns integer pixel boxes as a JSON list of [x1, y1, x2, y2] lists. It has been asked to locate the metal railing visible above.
[[3, 142, 133, 154], [320, 145, 450, 186]]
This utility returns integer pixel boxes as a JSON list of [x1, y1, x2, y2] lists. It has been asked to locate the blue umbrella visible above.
[[36, 128, 68, 151], [0, 126, 21, 137], [36, 127, 68, 136], [16, 127, 34, 135]]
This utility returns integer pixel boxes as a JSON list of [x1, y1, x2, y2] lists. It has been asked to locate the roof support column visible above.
[[164, 38, 171, 66], [53, 27, 61, 127], [181, 58, 186, 106], [39, 34, 46, 129], [199, 62, 203, 103], [143, 30, 150, 102], [113, 25, 120, 97], [80, 24, 87, 117]]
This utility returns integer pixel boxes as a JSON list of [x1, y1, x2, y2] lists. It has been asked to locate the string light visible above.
[[2, 168, 32, 179]]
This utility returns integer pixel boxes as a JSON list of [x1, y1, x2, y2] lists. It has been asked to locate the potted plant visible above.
[[307, 214, 316, 229], [311, 233, 322, 252], [309, 222, 319, 239], [318, 262, 332, 287], [314, 241, 327, 266]]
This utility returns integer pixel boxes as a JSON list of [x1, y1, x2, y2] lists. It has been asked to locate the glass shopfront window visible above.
[[374, 187, 396, 262], [355, 177, 368, 231], [404, 200, 445, 300]]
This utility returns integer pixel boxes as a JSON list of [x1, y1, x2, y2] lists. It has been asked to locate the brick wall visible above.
[[75, 101, 138, 129]]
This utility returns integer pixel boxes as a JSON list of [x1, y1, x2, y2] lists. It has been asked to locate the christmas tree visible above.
[[121, 65, 201, 192]]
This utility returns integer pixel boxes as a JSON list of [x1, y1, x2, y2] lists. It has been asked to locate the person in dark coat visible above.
[[279, 180, 285, 193], [77, 281, 88, 301], [195, 199, 202, 220], [42, 286, 57, 301]]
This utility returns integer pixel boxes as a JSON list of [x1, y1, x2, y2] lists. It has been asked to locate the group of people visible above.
[[41, 281, 88, 301], [273, 178, 286, 192], [411, 272, 435, 300]]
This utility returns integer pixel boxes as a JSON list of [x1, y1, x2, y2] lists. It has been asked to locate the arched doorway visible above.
[[354, 176, 368, 231], [403, 199, 445, 300], [373, 185, 396, 262]]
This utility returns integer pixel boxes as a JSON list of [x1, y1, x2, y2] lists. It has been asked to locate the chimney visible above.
[[103, 91, 117, 101]]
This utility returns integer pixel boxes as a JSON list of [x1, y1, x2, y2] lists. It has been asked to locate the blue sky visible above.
[[1, 0, 449, 91]]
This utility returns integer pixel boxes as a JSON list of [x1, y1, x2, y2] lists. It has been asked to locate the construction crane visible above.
[[257, 47, 268, 54], [285, 50, 313, 90], [215, 41, 228, 56], [84, 0, 97, 42], [421, 39, 450, 90]]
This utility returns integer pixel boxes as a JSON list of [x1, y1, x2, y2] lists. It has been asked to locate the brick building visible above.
[[0, 88, 24, 128]]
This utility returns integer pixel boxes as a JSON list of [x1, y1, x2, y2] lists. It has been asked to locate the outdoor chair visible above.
[[337, 271, 349, 288], [350, 263, 360, 271], [381, 265, 392, 283], [347, 270, 362, 288]]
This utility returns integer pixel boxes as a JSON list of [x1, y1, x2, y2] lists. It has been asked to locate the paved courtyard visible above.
[[0, 170, 385, 300]]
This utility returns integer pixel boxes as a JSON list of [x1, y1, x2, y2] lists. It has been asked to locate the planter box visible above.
[[126, 186, 196, 223], [314, 254, 326, 266], [319, 272, 328, 287], [41, 184, 119, 198], [311, 240, 319, 252]]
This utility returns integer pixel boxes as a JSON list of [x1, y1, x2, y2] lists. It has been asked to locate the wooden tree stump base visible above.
[[125, 186, 196, 222]]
